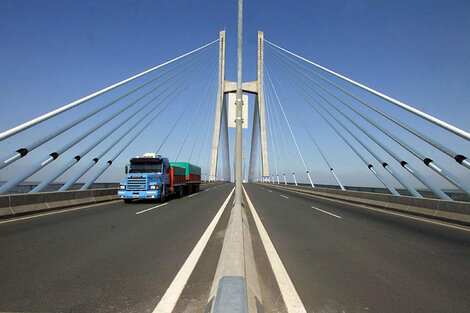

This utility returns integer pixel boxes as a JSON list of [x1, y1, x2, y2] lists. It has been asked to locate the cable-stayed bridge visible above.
[[0, 27, 469, 313]]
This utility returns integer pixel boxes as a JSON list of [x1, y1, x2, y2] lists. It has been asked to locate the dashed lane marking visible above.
[[281, 195, 289, 199], [188, 193, 197, 198], [135, 203, 168, 215], [311, 206, 342, 219], [152, 188, 235, 313], [243, 186, 307, 313], [274, 186, 470, 232]]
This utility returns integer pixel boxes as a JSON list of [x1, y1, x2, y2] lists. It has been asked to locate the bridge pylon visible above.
[[209, 30, 270, 182]]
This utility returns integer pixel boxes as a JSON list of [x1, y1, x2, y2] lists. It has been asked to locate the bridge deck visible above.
[[0, 183, 469, 312]]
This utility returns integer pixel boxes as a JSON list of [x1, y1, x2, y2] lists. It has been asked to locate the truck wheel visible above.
[[160, 185, 166, 203], [124, 199, 132, 204], [177, 187, 183, 198]]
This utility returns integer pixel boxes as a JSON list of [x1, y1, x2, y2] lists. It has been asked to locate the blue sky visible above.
[[0, 0, 469, 189]]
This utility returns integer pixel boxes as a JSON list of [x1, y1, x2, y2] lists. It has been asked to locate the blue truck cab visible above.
[[118, 153, 170, 203]]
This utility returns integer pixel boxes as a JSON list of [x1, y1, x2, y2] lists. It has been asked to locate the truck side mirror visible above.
[[125, 165, 129, 174]]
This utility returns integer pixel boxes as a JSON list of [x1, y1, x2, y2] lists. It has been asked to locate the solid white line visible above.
[[243, 186, 306, 313], [281, 195, 289, 199], [135, 203, 168, 215], [152, 187, 235, 313], [188, 193, 197, 198], [311, 206, 342, 219], [0, 200, 122, 225]]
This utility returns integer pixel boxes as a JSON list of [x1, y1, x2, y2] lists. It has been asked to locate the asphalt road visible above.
[[0, 182, 234, 313], [1, 181, 469, 313], [244, 183, 470, 313]]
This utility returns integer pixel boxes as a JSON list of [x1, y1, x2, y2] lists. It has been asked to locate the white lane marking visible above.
[[135, 203, 168, 215], [152, 187, 235, 313], [188, 193, 197, 198], [274, 187, 470, 232], [311, 206, 341, 219], [281, 195, 289, 199], [243, 186, 307, 313], [268, 190, 273, 193], [0, 200, 122, 225]]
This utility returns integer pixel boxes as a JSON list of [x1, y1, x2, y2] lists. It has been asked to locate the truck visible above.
[[117, 153, 201, 203]]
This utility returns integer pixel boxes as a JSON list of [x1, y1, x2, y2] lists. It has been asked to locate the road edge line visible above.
[[152, 187, 235, 313], [243, 185, 307, 313]]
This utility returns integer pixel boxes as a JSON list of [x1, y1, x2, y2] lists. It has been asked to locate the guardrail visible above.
[[0, 188, 119, 218], [259, 183, 470, 226]]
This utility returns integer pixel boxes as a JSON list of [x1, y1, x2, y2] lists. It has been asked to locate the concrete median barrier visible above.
[[259, 183, 470, 226], [0, 188, 118, 218]]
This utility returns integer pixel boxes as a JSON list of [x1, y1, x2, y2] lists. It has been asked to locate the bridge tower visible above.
[[209, 30, 269, 181]]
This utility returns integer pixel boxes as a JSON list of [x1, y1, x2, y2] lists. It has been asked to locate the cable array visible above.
[[258, 38, 469, 200], [0, 39, 219, 194]]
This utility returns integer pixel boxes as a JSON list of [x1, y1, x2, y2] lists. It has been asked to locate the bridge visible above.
[[1, 2, 469, 313]]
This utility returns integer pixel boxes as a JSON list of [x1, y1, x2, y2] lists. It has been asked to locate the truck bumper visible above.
[[117, 190, 160, 199]]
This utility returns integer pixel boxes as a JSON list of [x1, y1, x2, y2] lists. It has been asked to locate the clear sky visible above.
[[0, 0, 469, 189]]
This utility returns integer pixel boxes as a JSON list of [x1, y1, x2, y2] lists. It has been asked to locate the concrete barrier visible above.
[[206, 194, 263, 312], [0, 181, 224, 219], [0, 188, 119, 218], [259, 183, 470, 226]]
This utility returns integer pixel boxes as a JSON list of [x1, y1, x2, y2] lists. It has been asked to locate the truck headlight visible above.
[[119, 185, 126, 190], [150, 185, 158, 190]]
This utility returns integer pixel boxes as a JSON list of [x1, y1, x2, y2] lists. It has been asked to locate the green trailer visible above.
[[170, 162, 201, 193], [170, 162, 201, 178]]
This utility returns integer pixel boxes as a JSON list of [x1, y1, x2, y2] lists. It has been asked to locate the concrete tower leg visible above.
[[248, 96, 260, 181], [209, 31, 226, 181], [221, 96, 231, 181], [257, 31, 270, 182]]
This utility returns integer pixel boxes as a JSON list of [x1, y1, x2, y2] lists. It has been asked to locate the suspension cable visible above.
[[0, 51, 210, 195], [264, 92, 280, 184], [155, 61, 218, 154], [264, 39, 470, 142], [0, 39, 219, 142], [264, 73, 297, 185], [81, 87, 188, 190], [174, 63, 219, 161], [274, 58, 451, 199], [268, 54, 423, 196], [190, 73, 219, 162], [0, 43, 217, 170], [267, 58, 346, 190], [269, 51, 469, 198], [265, 65, 315, 187]]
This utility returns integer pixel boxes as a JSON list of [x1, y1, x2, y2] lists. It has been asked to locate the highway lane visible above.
[[0, 182, 233, 313], [244, 183, 470, 313]]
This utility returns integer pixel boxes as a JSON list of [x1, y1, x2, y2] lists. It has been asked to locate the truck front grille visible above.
[[127, 178, 147, 191]]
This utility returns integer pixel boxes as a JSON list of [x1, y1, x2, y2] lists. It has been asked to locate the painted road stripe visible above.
[[243, 186, 306, 313], [0, 200, 122, 225], [277, 187, 470, 232], [188, 193, 197, 198], [311, 206, 341, 219], [135, 203, 168, 215], [152, 187, 235, 313], [281, 195, 289, 199], [268, 190, 272, 192]]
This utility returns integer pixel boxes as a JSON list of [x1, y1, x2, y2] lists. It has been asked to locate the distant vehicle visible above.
[[118, 153, 201, 203]]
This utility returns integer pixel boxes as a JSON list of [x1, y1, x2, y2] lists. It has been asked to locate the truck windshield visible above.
[[129, 160, 163, 173]]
